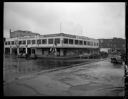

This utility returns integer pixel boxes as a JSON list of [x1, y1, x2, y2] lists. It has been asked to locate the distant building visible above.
[[10, 30, 40, 38], [98, 38, 126, 53]]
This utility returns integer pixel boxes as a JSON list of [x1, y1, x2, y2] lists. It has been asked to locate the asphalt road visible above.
[[4, 58, 124, 96]]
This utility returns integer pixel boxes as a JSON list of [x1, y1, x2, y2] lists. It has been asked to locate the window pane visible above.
[[19, 41, 22, 45], [97, 43, 99, 46], [23, 40, 26, 44], [64, 38, 68, 44], [37, 39, 41, 44], [32, 49, 35, 54], [11, 41, 14, 45], [32, 40, 35, 44], [94, 42, 96, 46], [75, 40, 78, 45], [8, 41, 10, 45], [79, 40, 83, 45], [87, 42, 90, 45], [48, 39, 53, 44], [42, 39, 47, 44], [55, 38, 60, 44], [91, 42, 93, 46], [90, 42, 92, 46], [69, 39, 73, 44], [27, 40, 31, 44], [84, 41, 86, 45], [5, 42, 7, 45], [95, 42, 97, 46]]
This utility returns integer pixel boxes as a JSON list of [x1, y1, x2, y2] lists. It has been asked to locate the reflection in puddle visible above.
[[4, 57, 87, 74]]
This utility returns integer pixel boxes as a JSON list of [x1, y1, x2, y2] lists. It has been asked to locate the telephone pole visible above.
[[60, 22, 62, 33]]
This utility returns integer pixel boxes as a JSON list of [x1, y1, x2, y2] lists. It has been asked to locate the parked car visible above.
[[111, 55, 122, 64], [120, 53, 126, 62], [17, 53, 26, 58], [89, 53, 101, 59], [111, 51, 126, 64], [99, 52, 108, 58]]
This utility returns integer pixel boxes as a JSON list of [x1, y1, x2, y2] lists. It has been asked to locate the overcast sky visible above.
[[4, 2, 125, 39]]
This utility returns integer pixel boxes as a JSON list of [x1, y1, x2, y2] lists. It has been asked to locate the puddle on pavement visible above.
[[4, 56, 87, 74], [4, 56, 124, 96]]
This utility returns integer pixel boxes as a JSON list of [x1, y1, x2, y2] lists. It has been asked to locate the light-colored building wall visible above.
[[5, 35, 99, 49], [4, 33, 99, 56]]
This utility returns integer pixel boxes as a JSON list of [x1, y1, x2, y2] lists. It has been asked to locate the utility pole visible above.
[[60, 22, 62, 33], [16, 33, 20, 74]]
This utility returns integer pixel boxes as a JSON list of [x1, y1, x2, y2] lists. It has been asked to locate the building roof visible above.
[[9, 30, 98, 42], [40, 33, 97, 41], [12, 30, 40, 35]]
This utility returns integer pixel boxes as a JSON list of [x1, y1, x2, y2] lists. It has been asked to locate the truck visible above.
[[110, 51, 126, 64]]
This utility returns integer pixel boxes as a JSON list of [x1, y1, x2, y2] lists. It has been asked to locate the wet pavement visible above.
[[3, 55, 100, 82], [3, 56, 124, 96]]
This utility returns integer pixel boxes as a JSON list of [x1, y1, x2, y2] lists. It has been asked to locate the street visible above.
[[3, 57, 124, 96]]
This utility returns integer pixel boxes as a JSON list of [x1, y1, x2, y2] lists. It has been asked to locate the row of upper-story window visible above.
[[5, 38, 98, 46], [63, 38, 98, 46], [5, 38, 60, 45]]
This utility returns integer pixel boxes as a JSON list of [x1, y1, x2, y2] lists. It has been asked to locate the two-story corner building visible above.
[[4, 32, 99, 58]]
